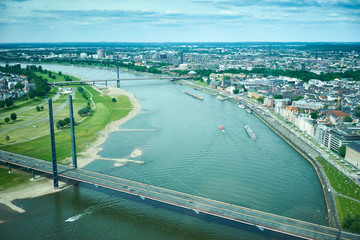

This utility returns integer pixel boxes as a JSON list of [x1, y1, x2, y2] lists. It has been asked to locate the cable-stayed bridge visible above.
[[50, 76, 189, 86], [1, 150, 359, 240]]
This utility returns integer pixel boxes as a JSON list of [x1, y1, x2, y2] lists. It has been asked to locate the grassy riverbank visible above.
[[1, 84, 132, 162], [0, 165, 31, 191], [316, 156, 360, 227]]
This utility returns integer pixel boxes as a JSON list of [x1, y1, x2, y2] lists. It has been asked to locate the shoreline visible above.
[[0, 85, 142, 215], [182, 80, 339, 227], [75, 85, 142, 168], [0, 176, 69, 213]]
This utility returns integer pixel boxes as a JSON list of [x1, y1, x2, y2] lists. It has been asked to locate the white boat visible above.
[[238, 104, 245, 109], [246, 108, 252, 114], [216, 96, 224, 101]]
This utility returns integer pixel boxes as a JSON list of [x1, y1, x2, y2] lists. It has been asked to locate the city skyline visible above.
[[0, 0, 360, 43]]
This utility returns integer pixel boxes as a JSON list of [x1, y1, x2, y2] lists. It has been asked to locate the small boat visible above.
[[220, 125, 224, 132], [238, 104, 245, 109], [192, 209, 200, 214], [246, 108, 252, 114], [216, 96, 224, 101]]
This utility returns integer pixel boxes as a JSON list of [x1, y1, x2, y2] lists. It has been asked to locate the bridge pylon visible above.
[[69, 95, 77, 168], [48, 98, 58, 188], [116, 55, 120, 88]]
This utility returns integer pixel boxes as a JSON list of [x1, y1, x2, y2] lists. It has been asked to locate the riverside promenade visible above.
[[239, 97, 341, 229]]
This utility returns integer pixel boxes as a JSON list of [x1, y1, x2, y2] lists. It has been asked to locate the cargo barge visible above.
[[182, 90, 204, 100], [244, 125, 256, 141]]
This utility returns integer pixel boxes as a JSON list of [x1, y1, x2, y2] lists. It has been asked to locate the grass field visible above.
[[316, 157, 360, 200], [1, 84, 132, 162], [335, 196, 360, 226], [0, 165, 31, 191], [316, 156, 360, 227], [34, 71, 79, 83]]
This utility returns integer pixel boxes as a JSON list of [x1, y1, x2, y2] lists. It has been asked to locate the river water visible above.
[[0, 64, 327, 240]]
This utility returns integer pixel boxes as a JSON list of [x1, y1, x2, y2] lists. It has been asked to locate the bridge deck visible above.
[[50, 76, 189, 85], [1, 150, 359, 240]]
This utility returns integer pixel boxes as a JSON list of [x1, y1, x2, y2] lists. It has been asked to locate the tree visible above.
[[5, 135, 10, 143], [343, 115, 353, 122], [292, 96, 303, 102], [56, 120, 65, 129], [310, 112, 318, 119], [233, 89, 240, 94], [112, 97, 117, 102], [36, 106, 41, 111], [0, 100, 5, 108], [5, 98, 14, 107], [343, 214, 360, 233], [78, 86, 84, 93], [338, 145, 346, 158], [257, 97, 264, 103], [5, 117, 10, 124], [10, 113, 17, 121], [58, 71, 62, 76], [78, 106, 91, 117], [64, 117, 70, 125], [274, 94, 283, 99], [40, 106, 44, 111], [14, 82, 25, 90], [241, 85, 248, 92]]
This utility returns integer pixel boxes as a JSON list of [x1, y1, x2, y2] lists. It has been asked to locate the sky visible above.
[[0, 0, 359, 43]]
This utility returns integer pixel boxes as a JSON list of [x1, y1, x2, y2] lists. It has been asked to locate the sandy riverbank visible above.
[[75, 85, 142, 168], [0, 176, 69, 213], [0, 86, 142, 215]]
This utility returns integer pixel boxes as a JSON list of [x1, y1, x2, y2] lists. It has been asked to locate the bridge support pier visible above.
[[116, 55, 120, 88], [32, 169, 35, 180], [48, 98, 59, 189], [93, 81, 95, 85], [105, 81, 108, 87], [8, 163, 11, 173], [69, 95, 77, 168]]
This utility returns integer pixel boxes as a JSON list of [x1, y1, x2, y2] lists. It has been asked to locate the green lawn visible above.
[[1, 84, 133, 163], [0, 165, 31, 191], [335, 196, 360, 227], [0, 88, 84, 145], [34, 71, 81, 83], [316, 156, 360, 228], [316, 157, 360, 201]]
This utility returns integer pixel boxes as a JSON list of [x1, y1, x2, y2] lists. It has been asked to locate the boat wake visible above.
[[65, 193, 115, 223], [130, 148, 143, 158], [65, 212, 89, 223]]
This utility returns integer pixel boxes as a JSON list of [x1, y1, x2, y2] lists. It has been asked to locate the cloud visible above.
[[193, 0, 360, 9]]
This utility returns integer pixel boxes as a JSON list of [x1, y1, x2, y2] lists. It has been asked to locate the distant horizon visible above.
[[1, 41, 360, 44]]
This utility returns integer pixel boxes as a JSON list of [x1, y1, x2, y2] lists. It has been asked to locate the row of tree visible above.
[[0, 98, 14, 108], [4, 113, 17, 123], [56, 117, 70, 130]]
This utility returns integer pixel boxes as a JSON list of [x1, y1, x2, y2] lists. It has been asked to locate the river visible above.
[[0, 64, 327, 240]]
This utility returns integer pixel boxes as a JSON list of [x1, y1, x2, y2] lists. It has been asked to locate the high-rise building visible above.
[[97, 49, 105, 59], [178, 51, 184, 64]]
